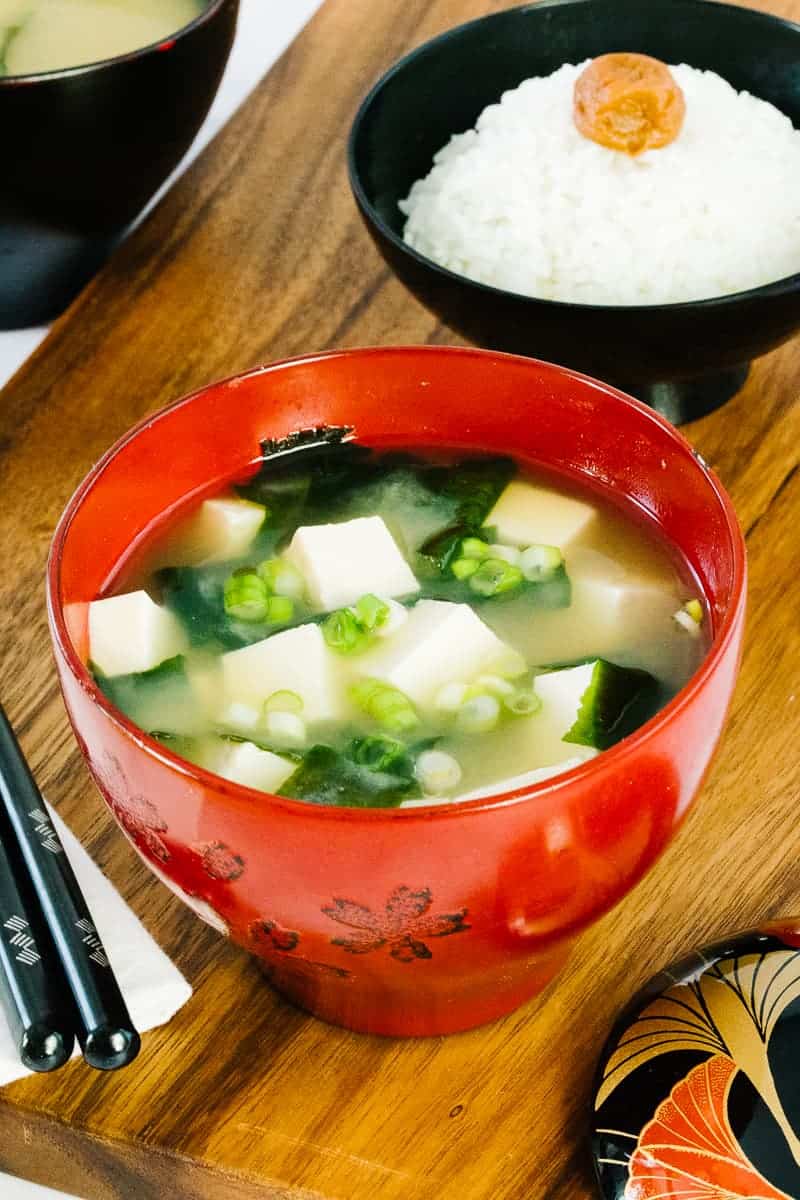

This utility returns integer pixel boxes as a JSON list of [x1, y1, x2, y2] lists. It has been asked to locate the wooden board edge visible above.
[[0, 1098, 327, 1200]]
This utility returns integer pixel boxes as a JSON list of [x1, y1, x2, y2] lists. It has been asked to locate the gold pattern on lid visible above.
[[596, 949, 800, 1168]]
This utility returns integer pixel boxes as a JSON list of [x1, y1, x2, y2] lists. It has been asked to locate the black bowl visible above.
[[0, 0, 239, 330], [349, 0, 800, 423]]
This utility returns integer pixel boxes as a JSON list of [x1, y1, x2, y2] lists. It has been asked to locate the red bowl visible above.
[[46, 347, 746, 1036]]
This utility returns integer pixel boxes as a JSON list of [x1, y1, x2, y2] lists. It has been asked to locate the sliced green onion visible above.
[[460, 537, 491, 560], [673, 606, 702, 637], [456, 694, 500, 734], [354, 593, 390, 631], [265, 595, 294, 624], [224, 571, 269, 622], [488, 544, 521, 567], [322, 608, 370, 655], [502, 690, 542, 717], [258, 558, 306, 600], [374, 599, 408, 639], [451, 557, 481, 581], [217, 700, 262, 732], [435, 681, 469, 714], [264, 711, 307, 747], [350, 734, 408, 773], [415, 750, 462, 795], [469, 558, 524, 598], [476, 674, 516, 697], [264, 690, 304, 714], [323, 596, 392, 654], [495, 650, 528, 679], [683, 598, 703, 624], [350, 679, 420, 733], [520, 544, 564, 582]]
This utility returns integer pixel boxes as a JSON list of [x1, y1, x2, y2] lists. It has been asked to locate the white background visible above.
[[0, 2, 323, 1196]]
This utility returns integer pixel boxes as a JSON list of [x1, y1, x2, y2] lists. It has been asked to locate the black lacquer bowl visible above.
[[591, 921, 800, 1199], [0, 0, 239, 329], [348, 0, 800, 423]]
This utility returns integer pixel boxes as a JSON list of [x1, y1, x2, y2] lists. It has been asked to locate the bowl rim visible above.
[[347, 0, 800, 312], [0, 0, 233, 86], [47, 345, 747, 822]]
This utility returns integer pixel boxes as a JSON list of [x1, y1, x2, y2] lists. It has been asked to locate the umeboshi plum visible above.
[[574, 53, 686, 155]]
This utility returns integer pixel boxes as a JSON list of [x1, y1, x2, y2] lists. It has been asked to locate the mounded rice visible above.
[[400, 63, 800, 305]]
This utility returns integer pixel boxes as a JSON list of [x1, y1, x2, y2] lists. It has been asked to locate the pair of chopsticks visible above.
[[0, 704, 140, 1074]]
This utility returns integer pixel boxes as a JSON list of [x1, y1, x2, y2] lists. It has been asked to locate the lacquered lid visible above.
[[591, 922, 800, 1199]]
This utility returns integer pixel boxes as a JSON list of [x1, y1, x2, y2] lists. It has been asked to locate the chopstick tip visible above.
[[84, 1025, 141, 1072], [21, 1021, 75, 1073]]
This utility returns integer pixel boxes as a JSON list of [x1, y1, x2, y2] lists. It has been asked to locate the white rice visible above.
[[400, 62, 800, 306]]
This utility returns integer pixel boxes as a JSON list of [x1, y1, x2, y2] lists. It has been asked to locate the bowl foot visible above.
[[618, 364, 750, 425], [0, 227, 119, 330], [258, 941, 573, 1037]]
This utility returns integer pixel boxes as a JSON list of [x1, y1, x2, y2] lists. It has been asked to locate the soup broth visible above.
[[0, 0, 204, 76], [88, 434, 708, 808]]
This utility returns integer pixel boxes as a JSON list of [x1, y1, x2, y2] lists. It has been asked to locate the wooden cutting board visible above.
[[0, 1, 799, 1196]]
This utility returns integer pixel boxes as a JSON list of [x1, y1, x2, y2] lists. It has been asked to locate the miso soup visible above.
[[88, 433, 708, 807], [0, 0, 204, 76]]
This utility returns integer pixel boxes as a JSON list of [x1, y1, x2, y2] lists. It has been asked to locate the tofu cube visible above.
[[354, 600, 524, 710], [486, 481, 596, 550], [203, 740, 295, 793], [172, 496, 266, 566], [499, 547, 680, 666], [283, 516, 419, 613], [534, 663, 595, 739], [530, 662, 602, 766], [216, 701, 263, 735], [185, 658, 222, 719], [89, 591, 187, 678], [535, 657, 656, 758], [221, 623, 345, 723], [568, 548, 678, 653]]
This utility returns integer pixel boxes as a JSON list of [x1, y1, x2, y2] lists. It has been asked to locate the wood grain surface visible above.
[[1, 1, 799, 1197]]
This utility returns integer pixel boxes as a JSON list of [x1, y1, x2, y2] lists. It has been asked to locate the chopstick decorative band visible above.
[[0, 804, 75, 1072], [0, 706, 140, 1071]]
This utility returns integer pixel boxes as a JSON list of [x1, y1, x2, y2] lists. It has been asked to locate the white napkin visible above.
[[0, 809, 192, 1087]]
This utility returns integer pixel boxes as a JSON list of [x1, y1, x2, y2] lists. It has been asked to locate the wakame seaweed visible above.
[[281, 743, 421, 808], [237, 427, 382, 525], [237, 431, 516, 563], [149, 730, 198, 759], [94, 653, 186, 697], [94, 655, 193, 733], [427, 456, 515, 535], [158, 563, 316, 650], [418, 457, 515, 566], [559, 660, 659, 750]]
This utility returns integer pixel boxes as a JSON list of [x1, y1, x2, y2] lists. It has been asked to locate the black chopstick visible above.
[[0, 802, 75, 1072], [0, 704, 140, 1071]]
